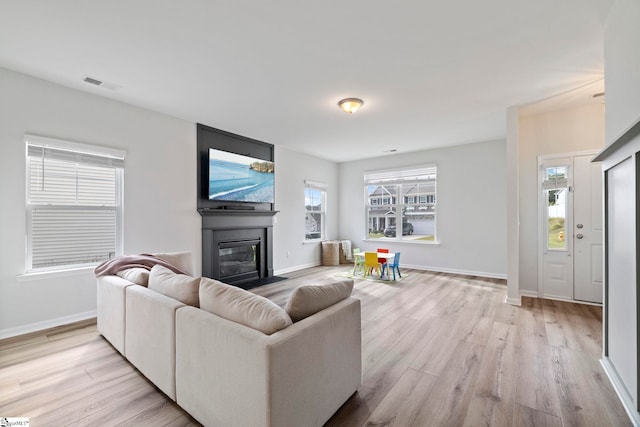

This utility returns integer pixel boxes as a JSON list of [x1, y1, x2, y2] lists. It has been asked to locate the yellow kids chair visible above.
[[364, 251, 382, 278]]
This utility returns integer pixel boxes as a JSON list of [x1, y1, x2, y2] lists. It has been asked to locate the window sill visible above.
[[302, 239, 323, 245], [363, 238, 441, 246], [17, 266, 97, 282]]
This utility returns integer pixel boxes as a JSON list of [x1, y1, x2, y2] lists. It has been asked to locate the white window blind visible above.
[[26, 135, 124, 271], [542, 166, 569, 190], [364, 165, 436, 185]]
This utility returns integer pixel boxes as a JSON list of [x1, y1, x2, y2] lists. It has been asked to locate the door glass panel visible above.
[[544, 166, 568, 251], [547, 189, 567, 250]]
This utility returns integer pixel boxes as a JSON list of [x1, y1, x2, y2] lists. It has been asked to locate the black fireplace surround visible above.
[[199, 209, 277, 289]]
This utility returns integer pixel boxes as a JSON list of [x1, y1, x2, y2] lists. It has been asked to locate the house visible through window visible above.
[[25, 135, 125, 271], [304, 180, 326, 241], [365, 165, 437, 242]]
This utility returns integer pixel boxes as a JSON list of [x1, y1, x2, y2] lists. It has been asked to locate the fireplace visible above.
[[199, 209, 276, 288], [219, 241, 259, 280]]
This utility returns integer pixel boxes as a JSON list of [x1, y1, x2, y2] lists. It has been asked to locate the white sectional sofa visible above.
[[96, 252, 361, 427], [96, 251, 194, 355]]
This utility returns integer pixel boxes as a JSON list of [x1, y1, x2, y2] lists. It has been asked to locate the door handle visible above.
[[576, 224, 583, 229], [576, 234, 584, 239]]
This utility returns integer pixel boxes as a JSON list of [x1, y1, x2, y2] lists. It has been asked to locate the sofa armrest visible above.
[[96, 275, 136, 354], [175, 297, 361, 427], [176, 305, 271, 427], [267, 297, 362, 427]]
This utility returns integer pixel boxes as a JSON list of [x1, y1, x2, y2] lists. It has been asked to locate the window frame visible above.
[[304, 180, 327, 242], [25, 134, 125, 273], [364, 165, 437, 243]]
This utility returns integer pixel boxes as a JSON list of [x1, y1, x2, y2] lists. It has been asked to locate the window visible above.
[[365, 165, 436, 242], [25, 135, 125, 271], [304, 180, 326, 241]]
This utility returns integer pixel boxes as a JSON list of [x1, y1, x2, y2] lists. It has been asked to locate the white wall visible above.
[[506, 107, 521, 304], [600, 1, 640, 423], [338, 140, 507, 278], [0, 68, 200, 337], [517, 102, 605, 294], [604, 0, 640, 144], [273, 146, 339, 274]]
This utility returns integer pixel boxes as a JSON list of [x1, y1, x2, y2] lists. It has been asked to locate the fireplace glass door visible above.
[[218, 241, 259, 280]]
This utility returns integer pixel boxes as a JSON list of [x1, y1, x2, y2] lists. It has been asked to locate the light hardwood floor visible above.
[[0, 266, 631, 426]]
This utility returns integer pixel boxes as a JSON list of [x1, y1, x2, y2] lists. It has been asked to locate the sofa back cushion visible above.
[[116, 267, 150, 286], [199, 277, 292, 335], [285, 278, 354, 322], [148, 265, 200, 307], [152, 251, 193, 276]]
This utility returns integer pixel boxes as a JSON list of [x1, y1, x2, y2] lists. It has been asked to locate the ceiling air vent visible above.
[[82, 76, 120, 91], [83, 76, 103, 86]]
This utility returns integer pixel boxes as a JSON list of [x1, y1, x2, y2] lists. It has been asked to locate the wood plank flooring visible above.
[[0, 266, 631, 426]]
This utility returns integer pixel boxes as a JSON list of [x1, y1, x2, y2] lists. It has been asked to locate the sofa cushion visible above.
[[148, 265, 200, 307], [125, 285, 184, 400], [284, 278, 354, 322], [152, 251, 193, 276], [116, 267, 150, 286], [199, 277, 292, 335]]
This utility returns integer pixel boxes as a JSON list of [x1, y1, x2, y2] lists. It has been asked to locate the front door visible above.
[[539, 153, 603, 303], [572, 155, 603, 303], [540, 158, 573, 300]]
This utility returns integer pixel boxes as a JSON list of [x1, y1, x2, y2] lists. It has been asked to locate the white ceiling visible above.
[[0, 0, 613, 162]]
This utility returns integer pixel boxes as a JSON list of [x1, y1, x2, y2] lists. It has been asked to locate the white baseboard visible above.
[[505, 296, 522, 306], [401, 264, 507, 280], [274, 262, 320, 276], [518, 291, 603, 307], [601, 357, 640, 426], [276, 263, 507, 280], [541, 293, 575, 302], [539, 293, 603, 307], [519, 290, 539, 298], [0, 310, 97, 340]]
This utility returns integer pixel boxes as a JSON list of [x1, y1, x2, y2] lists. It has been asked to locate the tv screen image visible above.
[[208, 148, 274, 203]]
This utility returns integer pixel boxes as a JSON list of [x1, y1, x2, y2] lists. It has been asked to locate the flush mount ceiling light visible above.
[[338, 98, 364, 114]]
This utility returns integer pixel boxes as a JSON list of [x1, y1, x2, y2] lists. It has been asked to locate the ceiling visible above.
[[0, 1, 613, 162]]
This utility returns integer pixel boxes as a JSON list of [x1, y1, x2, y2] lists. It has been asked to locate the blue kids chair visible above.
[[382, 252, 402, 280]]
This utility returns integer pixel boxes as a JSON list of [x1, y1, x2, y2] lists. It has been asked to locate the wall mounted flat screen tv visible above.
[[208, 148, 274, 203]]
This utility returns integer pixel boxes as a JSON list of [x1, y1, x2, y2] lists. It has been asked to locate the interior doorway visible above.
[[538, 152, 603, 304]]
